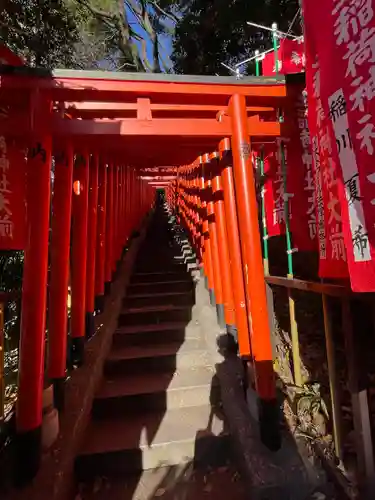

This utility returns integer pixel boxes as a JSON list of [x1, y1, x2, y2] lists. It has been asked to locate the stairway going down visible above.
[[74, 199, 246, 499]]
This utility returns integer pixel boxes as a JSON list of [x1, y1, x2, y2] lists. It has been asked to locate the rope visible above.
[[285, 8, 302, 39]]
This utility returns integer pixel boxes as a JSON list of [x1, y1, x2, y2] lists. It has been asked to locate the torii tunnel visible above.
[[0, 65, 298, 487]]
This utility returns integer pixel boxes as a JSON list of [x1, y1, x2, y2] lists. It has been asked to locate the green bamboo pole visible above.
[[259, 148, 269, 275], [280, 144, 293, 277], [255, 50, 260, 77], [279, 141, 302, 386], [272, 22, 279, 75]]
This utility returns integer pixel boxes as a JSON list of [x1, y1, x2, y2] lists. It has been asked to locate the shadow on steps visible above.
[[74, 197, 247, 499]]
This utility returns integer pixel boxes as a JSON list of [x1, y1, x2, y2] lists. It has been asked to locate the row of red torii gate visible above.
[[0, 44, 291, 483], [2, 4, 375, 486]]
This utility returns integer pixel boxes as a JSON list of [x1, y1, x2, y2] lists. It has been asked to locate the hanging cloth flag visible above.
[[261, 128, 318, 254], [263, 143, 286, 237], [303, 0, 375, 291], [282, 38, 306, 73], [262, 38, 305, 76], [286, 82, 318, 252]]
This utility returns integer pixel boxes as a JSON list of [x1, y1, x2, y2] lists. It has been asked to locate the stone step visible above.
[[92, 366, 220, 418], [133, 268, 187, 280], [123, 292, 193, 309], [118, 304, 193, 327], [75, 405, 230, 481], [112, 322, 200, 348], [130, 271, 191, 284], [135, 252, 184, 261], [104, 340, 210, 377], [76, 463, 244, 500], [127, 280, 194, 296]]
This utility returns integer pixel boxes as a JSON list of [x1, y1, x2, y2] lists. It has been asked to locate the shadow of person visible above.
[[193, 373, 231, 472], [211, 333, 338, 500]]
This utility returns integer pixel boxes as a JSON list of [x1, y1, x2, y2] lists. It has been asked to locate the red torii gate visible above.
[[0, 63, 291, 484]]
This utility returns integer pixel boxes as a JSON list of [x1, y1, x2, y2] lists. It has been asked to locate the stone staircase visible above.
[[74, 203, 246, 499]]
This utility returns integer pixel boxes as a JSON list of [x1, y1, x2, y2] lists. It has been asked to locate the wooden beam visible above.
[[51, 116, 282, 137], [265, 275, 351, 297], [65, 102, 276, 113], [0, 75, 287, 99]]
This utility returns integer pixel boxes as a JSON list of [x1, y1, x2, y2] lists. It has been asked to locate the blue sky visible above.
[[127, 7, 174, 71]]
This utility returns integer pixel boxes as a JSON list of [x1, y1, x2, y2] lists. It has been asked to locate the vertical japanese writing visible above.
[[312, 136, 326, 259], [0, 136, 13, 239], [311, 59, 329, 260], [335, 1, 375, 152], [313, 54, 347, 263], [334, 1, 375, 154], [273, 140, 293, 227], [273, 150, 284, 226], [329, 89, 370, 261], [331, 1, 373, 262], [321, 125, 347, 262], [296, 91, 316, 241]]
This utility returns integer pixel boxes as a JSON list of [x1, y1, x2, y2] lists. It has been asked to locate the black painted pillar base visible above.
[[258, 398, 282, 452], [95, 294, 105, 314], [14, 426, 42, 488], [209, 289, 216, 307], [85, 311, 95, 340], [52, 377, 65, 413], [216, 303, 225, 330], [104, 281, 111, 296], [242, 357, 249, 400], [70, 337, 85, 368]]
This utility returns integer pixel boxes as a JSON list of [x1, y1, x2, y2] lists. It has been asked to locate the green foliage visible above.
[[0, 0, 80, 68], [72, 0, 179, 71], [293, 382, 329, 419], [1, 0, 179, 71], [0, 252, 23, 293], [288, 382, 329, 438], [171, 0, 301, 75]]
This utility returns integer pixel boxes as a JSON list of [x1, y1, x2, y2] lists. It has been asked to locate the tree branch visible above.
[[74, 0, 114, 21], [0, 18, 27, 36], [149, 1, 180, 24], [152, 32, 161, 72]]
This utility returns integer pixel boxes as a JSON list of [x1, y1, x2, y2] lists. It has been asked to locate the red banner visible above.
[[262, 38, 305, 76], [0, 137, 27, 250], [277, 84, 317, 252], [261, 131, 317, 252], [304, 37, 349, 278], [303, 0, 375, 291], [263, 145, 285, 237]]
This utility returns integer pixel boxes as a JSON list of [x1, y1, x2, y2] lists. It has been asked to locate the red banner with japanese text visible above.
[[303, 0, 375, 291], [0, 137, 27, 250], [260, 133, 317, 252], [285, 86, 318, 251], [262, 38, 305, 76], [263, 145, 284, 237], [304, 30, 349, 278]]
